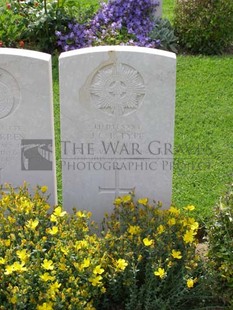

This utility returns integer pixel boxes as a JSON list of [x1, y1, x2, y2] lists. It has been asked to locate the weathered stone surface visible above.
[[60, 46, 176, 222]]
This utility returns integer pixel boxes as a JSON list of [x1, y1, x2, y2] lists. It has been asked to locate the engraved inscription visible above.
[[0, 69, 20, 119], [90, 63, 145, 116]]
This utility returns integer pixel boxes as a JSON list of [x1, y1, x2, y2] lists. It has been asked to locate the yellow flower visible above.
[[84, 302, 96, 310], [58, 263, 66, 271], [116, 259, 128, 271], [4, 264, 14, 275], [7, 216, 16, 224], [93, 265, 104, 275], [40, 186, 48, 193], [184, 205, 195, 211], [26, 219, 39, 230], [183, 230, 196, 244], [167, 261, 173, 268], [16, 249, 30, 263], [53, 206, 66, 217], [37, 302, 53, 310], [10, 233, 16, 241], [2, 195, 10, 205], [48, 281, 61, 298], [89, 275, 103, 286], [61, 247, 69, 256], [157, 225, 165, 234], [18, 198, 33, 213], [10, 296, 17, 304], [127, 225, 141, 235], [76, 210, 86, 217], [186, 278, 197, 288], [50, 214, 57, 222], [171, 249, 182, 259], [41, 259, 54, 270], [137, 254, 143, 262], [169, 206, 180, 216], [167, 217, 176, 226], [12, 286, 19, 294], [138, 198, 148, 206], [122, 195, 131, 203], [40, 272, 55, 282], [188, 217, 197, 225], [47, 226, 58, 235], [101, 287, 106, 293], [4, 239, 11, 247], [190, 221, 199, 231], [114, 197, 122, 205], [143, 237, 153, 247], [44, 204, 50, 211], [154, 267, 166, 279], [181, 218, 188, 227], [81, 258, 91, 269], [14, 261, 27, 272], [75, 240, 88, 250], [5, 261, 27, 274], [0, 257, 6, 264]]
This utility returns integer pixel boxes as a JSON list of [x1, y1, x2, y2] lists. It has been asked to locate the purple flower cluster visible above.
[[56, 0, 160, 51]]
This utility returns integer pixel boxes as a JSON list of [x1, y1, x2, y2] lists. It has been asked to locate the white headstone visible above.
[[60, 46, 176, 223], [0, 48, 57, 204]]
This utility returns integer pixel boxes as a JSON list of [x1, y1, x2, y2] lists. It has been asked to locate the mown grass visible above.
[[162, 0, 175, 21], [173, 56, 233, 220]]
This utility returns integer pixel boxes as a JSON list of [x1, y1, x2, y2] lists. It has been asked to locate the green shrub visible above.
[[0, 5, 26, 48], [0, 184, 118, 309], [99, 195, 213, 309], [0, 184, 224, 309], [0, 0, 99, 53], [207, 184, 233, 307], [174, 0, 233, 54], [149, 17, 178, 53]]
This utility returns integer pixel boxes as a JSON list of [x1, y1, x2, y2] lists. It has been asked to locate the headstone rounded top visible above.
[[59, 46, 176, 60], [0, 48, 51, 61]]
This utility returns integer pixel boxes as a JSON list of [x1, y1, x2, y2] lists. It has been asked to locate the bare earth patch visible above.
[[196, 243, 208, 261]]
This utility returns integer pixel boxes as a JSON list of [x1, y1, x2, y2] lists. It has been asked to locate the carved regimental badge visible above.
[[90, 63, 145, 116], [0, 69, 20, 119]]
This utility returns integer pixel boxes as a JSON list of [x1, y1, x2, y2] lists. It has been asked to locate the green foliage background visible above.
[[174, 0, 233, 54]]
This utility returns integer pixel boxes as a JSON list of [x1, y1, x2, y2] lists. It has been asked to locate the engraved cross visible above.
[[99, 169, 135, 197]]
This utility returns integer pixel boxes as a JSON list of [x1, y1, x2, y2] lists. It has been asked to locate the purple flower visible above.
[[56, 0, 161, 51]]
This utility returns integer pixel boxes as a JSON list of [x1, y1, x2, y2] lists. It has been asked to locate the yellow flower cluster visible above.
[[0, 186, 202, 308], [103, 193, 201, 296], [0, 185, 130, 309]]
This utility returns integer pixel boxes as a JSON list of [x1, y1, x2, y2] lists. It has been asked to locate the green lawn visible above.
[[173, 56, 233, 220], [162, 0, 175, 21]]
